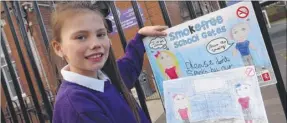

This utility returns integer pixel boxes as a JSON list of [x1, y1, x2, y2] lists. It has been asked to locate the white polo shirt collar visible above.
[[61, 65, 109, 92]]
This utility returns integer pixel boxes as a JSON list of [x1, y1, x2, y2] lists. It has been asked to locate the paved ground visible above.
[[268, 19, 287, 88], [147, 19, 287, 123]]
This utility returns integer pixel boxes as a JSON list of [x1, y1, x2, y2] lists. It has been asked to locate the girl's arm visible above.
[[117, 33, 145, 89], [117, 26, 168, 89]]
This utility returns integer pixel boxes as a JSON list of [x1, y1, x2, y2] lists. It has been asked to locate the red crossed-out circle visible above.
[[245, 67, 255, 77], [237, 6, 249, 18]]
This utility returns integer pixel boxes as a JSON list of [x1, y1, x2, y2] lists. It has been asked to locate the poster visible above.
[[163, 66, 268, 123], [226, 0, 241, 6], [143, 2, 277, 98], [107, 4, 145, 34]]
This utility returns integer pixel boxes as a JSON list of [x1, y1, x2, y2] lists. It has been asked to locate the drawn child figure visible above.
[[172, 94, 191, 123], [155, 50, 181, 80], [235, 83, 254, 123], [231, 23, 256, 66]]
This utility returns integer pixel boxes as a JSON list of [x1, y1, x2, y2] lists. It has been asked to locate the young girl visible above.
[[50, 2, 167, 123]]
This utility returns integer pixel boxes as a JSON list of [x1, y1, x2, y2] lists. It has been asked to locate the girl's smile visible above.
[[85, 52, 104, 63]]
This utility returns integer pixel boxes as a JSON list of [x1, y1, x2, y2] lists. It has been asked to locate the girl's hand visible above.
[[138, 25, 168, 37]]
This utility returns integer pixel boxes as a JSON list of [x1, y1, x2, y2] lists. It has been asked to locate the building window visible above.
[[1, 60, 24, 100]]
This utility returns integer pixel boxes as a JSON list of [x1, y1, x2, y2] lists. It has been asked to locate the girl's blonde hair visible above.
[[50, 2, 140, 122], [155, 50, 180, 79]]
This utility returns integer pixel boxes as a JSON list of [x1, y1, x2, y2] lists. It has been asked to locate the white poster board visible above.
[[163, 66, 268, 123]]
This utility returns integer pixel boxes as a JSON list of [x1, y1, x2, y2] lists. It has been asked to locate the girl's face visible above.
[[53, 11, 110, 76], [173, 94, 188, 108], [231, 23, 250, 42], [158, 52, 173, 68], [236, 84, 251, 97]]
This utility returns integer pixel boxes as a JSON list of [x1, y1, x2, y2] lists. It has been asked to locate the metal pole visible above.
[[2, 1, 46, 122], [32, 1, 49, 50], [1, 72, 18, 123], [131, 1, 144, 27], [131, 1, 152, 122], [13, 1, 53, 121], [2, 3, 31, 123], [1, 109, 7, 123], [35, 0, 63, 93], [10, 1, 46, 122], [158, 1, 172, 27], [218, 1, 227, 8], [185, 1, 197, 19], [197, 1, 204, 16], [109, 2, 153, 120], [252, 1, 287, 118], [109, 2, 127, 47]]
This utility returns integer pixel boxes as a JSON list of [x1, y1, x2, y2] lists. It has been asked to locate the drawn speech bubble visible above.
[[206, 37, 233, 55], [149, 37, 167, 49]]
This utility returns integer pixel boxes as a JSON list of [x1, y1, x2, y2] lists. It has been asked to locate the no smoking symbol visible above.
[[237, 6, 249, 18], [245, 67, 255, 77]]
